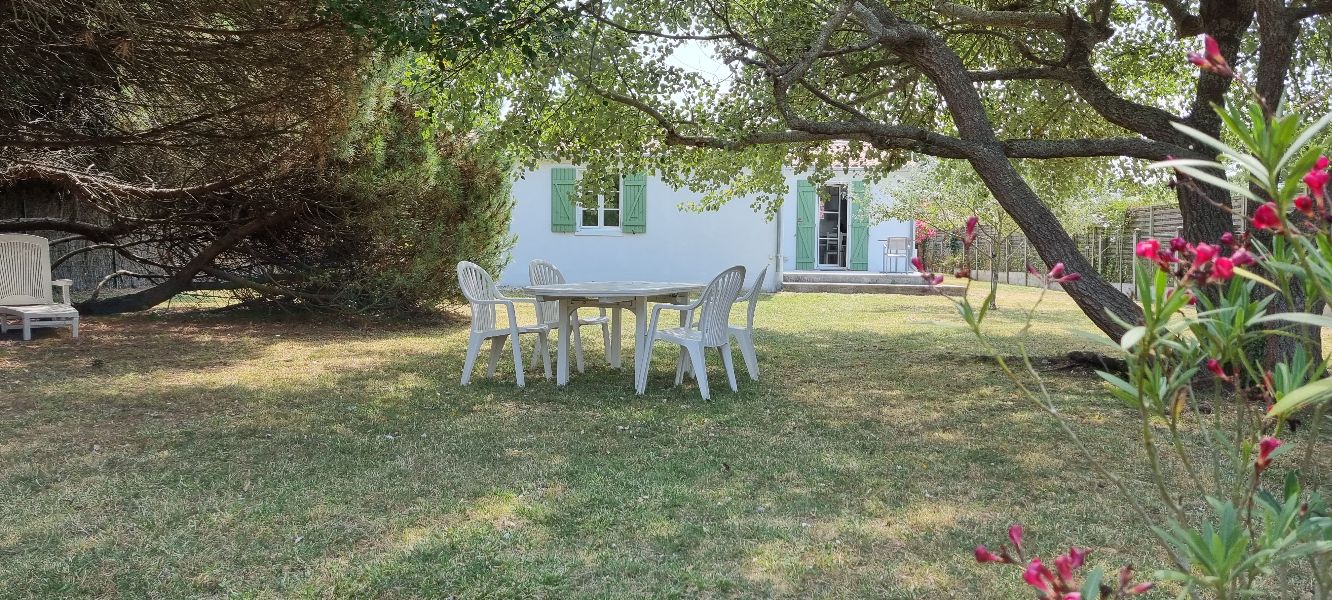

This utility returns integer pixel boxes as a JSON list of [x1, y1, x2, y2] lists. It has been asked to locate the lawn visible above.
[[0, 284, 1322, 598]]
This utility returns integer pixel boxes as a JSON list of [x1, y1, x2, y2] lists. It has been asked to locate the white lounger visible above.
[[1, 234, 79, 341]]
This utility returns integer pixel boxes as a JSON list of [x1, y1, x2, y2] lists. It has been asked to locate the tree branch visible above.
[[0, 218, 127, 242], [1143, 0, 1204, 35], [933, 2, 1070, 32]]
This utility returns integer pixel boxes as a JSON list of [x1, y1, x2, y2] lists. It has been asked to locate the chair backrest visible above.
[[528, 259, 565, 324], [457, 261, 502, 331], [0, 234, 54, 306], [695, 266, 746, 346], [740, 265, 768, 328], [885, 237, 910, 253]]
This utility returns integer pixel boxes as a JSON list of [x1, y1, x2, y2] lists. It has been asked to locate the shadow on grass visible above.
[[1, 310, 1178, 599]]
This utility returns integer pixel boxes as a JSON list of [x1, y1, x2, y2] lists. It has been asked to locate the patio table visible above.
[[524, 281, 705, 393]]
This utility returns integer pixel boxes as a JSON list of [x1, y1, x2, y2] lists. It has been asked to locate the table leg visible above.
[[556, 298, 571, 386], [633, 297, 648, 394], [609, 307, 622, 368]]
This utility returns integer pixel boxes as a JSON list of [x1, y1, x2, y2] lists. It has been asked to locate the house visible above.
[[499, 162, 920, 291]]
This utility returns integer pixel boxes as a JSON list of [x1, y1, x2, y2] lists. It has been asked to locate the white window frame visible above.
[[574, 170, 624, 235]]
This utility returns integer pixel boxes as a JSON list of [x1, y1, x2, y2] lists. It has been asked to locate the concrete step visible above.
[[781, 271, 924, 285], [779, 281, 964, 296]]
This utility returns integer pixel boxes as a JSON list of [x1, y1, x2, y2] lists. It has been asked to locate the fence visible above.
[[2, 181, 158, 292], [918, 204, 1246, 295]]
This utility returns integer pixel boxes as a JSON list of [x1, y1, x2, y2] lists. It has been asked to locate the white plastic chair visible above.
[[882, 237, 911, 273], [529, 260, 613, 373], [729, 265, 767, 381], [457, 261, 550, 387], [0, 234, 79, 341], [640, 266, 746, 400]]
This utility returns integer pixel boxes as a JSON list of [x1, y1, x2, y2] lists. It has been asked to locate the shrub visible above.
[[941, 38, 1332, 599]]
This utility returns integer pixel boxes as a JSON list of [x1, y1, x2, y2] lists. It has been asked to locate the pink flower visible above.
[[1252, 202, 1282, 230], [1009, 523, 1025, 553], [1256, 436, 1282, 471], [1170, 237, 1190, 253], [1306, 157, 1329, 199], [1229, 248, 1255, 266], [1194, 242, 1219, 263], [1220, 231, 1235, 246], [1213, 256, 1234, 280], [965, 215, 979, 245], [1024, 558, 1054, 593], [1066, 547, 1087, 570], [1054, 554, 1075, 582], [1048, 262, 1081, 284], [974, 545, 1006, 563], [912, 256, 925, 272], [1062, 594, 1082, 600], [1206, 358, 1229, 380], [1189, 34, 1233, 76], [929, 274, 945, 286], [1204, 34, 1224, 62], [1135, 238, 1159, 259], [1128, 582, 1155, 594], [1295, 194, 1314, 215]]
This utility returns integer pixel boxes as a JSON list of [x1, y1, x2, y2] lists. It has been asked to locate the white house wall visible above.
[[504, 163, 780, 291], [501, 163, 917, 292]]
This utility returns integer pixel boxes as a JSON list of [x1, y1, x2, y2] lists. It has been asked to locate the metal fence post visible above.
[[1131, 227, 1141, 300], [1022, 238, 1029, 287]]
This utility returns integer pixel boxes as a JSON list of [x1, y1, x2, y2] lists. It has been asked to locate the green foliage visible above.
[[959, 92, 1332, 597], [319, 65, 515, 314]]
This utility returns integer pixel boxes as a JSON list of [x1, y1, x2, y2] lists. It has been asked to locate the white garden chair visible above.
[[457, 261, 551, 387], [0, 234, 79, 341], [729, 265, 767, 381], [529, 259, 613, 373], [639, 266, 745, 400]]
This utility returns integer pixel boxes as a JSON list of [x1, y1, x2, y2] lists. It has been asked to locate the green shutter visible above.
[[849, 180, 870, 271], [551, 167, 576, 233], [795, 180, 816, 270], [621, 172, 647, 233]]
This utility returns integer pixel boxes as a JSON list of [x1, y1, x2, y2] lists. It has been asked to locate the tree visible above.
[[336, 0, 1332, 339], [1, 0, 514, 315]]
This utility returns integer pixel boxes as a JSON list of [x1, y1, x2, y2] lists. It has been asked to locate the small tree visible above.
[[956, 45, 1332, 598]]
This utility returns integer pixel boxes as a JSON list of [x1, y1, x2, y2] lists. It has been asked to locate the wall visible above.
[[504, 164, 781, 291], [502, 164, 918, 292]]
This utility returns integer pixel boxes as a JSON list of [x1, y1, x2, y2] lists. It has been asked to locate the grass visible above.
[[0, 283, 1323, 598]]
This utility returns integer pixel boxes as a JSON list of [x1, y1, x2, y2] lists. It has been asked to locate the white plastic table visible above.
[[525, 281, 705, 393]]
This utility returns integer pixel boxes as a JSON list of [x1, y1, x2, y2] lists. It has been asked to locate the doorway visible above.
[[817, 184, 849, 269]]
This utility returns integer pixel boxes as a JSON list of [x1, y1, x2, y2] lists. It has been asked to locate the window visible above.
[[576, 172, 622, 232]]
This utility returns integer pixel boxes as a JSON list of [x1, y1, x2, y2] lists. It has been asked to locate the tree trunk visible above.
[[77, 279, 196, 314], [967, 148, 1142, 339], [865, 8, 1144, 339]]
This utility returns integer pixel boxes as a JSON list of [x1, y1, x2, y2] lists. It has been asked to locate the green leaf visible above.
[[1232, 267, 1280, 291], [1079, 568, 1104, 599], [1277, 110, 1332, 173], [1270, 377, 1332, 416], [1250, 312, 1332, 329], [1120, 325, 1147, 351]]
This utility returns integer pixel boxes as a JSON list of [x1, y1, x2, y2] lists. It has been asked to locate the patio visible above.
[[2, 285, 1317, 598]]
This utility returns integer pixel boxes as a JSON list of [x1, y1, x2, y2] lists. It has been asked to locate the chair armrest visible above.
[[469, 298, 522, 329], [734, 286, 756, 304], [51, 279, 73, 305], [650, 302, 696, 315]]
